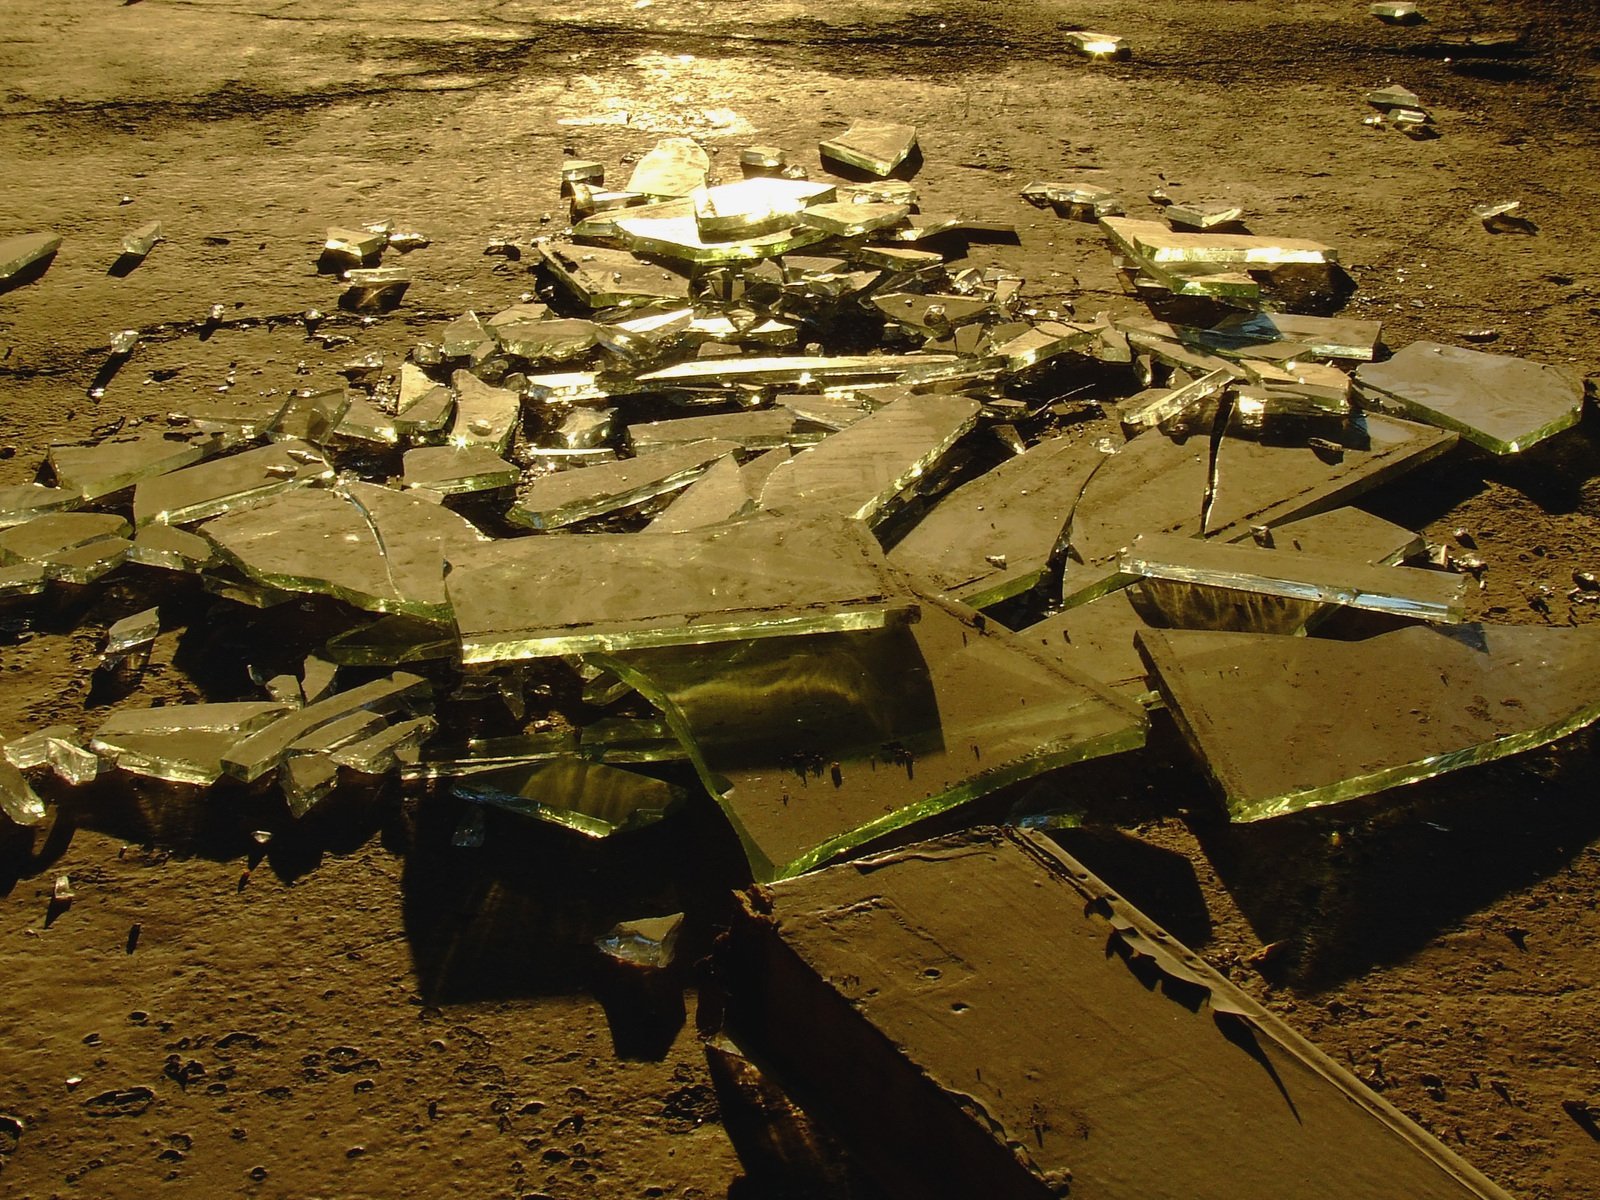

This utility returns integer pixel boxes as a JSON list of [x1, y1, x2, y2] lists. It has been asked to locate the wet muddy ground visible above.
[[2, 2, 1599, 1197]]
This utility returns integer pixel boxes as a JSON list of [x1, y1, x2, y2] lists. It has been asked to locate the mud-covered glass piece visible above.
[[1102, 216, 1336, 266], [693, 178, 835, 239], [887, 436, 1101, 608], [323, 227, 385, 266], [987, 322, 1099, 371], [324, 614, 455, 666], [871, 292, 995, 335], [758, 394, 980, 526], [203, 482, 487, 620], [1120, 532, 1466, 633], [120, 220, 164, 261], [403, 445, 519, 497], [818, 121, 918, 177], [0, 754, 48, 826], [455, 758, 683, 838], [1353, 341, 1583, 454], [494, 317, 598, 362], [0, 484, 80, 529], [448, 512, 918, 663], [627, 409, 795, 455], [220, 672, 430, 784], [91, 702, 292, 785], [1141, 623, 1600, 821], [1017, 588, 1156, 705], [48, 433, 214, 502], [602, 589, 1143, 880], [627, 137, 711, 198], [341, 267, 410, 311], [561, 159, 605, 188], [132, 440, 332, 527], [395, 382, 454, 440], [1265, 507, 1424, 565], [1119, 367, 1234, 431], [448, 370, 520, 456], [741, 144, 787, 172], [1199, 311, 1382, 361], [1367, 83, 1422, 110], [1059, 414, 1458, 607], [127, 524, 216, 573], [0, 232, 62, 286], [506, 439, 737, 531], [797, 202, 910, 238], [1471, 200, 1536, 234]]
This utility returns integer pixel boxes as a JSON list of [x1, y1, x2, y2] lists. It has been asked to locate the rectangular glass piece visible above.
[[202, 481, 488, 621], [132, 440, 332, 528], [454, 759, 683, 838], [1353, 341, 1585, 454], [403, 445, 519, 496], [92, 702, 292, 785], [626, 409, 797, 455], [721, 826, 1514, 1200], [221, 672, 430, 783], [757, 394, 981, 527], [48, 434, 213, 502], [507, 438, 736, 531], [447, 370, 520, 455], [447, 512, 920, 664], [0, 484, 80, 530], [888, 435, 1101, 608], [120, 220, 164, 259], [693, 178, 835, 239], [634, 353, 961, 389], [818, 121, 918, 177], [612, 213, 830, 264], [1119, 367, 1234, 430], [601, 588, 1144, 880], [1264, 507, 1424, 565], [1119, 532, 1467, 625], [1166, 202, 1244, 230], [323, 227, 384, 265], [330, 715, 436, 774], [0, 232, 62, 284], [1202, 312, 1382, 361], [1059, 414, 1458, 607], [536, 242, 691, 308], [1102, 216, 1337, 266], [796, 202, 911, 238], [1140, 623, 1600, 821]]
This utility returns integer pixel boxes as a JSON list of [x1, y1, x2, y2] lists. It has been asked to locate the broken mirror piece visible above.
[[1141, 623, 1600, 821], [602, 588, 1143, 880], [692, 178, 835, 239], [202, 482, 488, 620], [818, 121, 918, 177], [447, 512, 918, 663], [454, 759, 683, 838], [627, 137, 711, 198], [757, 394, 981, 526], [627, 409, 796, 455], [322, 226, 384, 267], [1064, 29, 1128, 58], [221, 672, 430, 784], [719, 826, 1513, 1200], [91, 702, 293, 785], [0, 232, 62, 289], [448, 371, 520, 456], [1471, 200, 1537, 234], [507, 439, 738, 530], [403, 445, 519, 497], [1119, 532, 1466, 633], [119, 220, 164, 264], [101, 607, 160, 674], [888, 435, 1102, 608], [132, 440, 332, 527], [341, 267, 410, 311], [1166, 202, 1244, 231], [1354, 341, 1584, 453]]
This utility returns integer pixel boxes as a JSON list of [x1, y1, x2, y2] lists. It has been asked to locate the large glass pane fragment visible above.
[[627, 409, 797, 454], [719, 826, 1515, 1200], [600, 590, 1144, 880], [454, 759, 684, 838], [887, 435, 1101, 607], [49, 434, 214, 501], [536, 242, 691, 308], [634, 354, 961, 389], [1101, 217, 1338, 266], [201, 482, 488, 620], [818, 121, 918, 177], [796, 202, 911, 238], [757, 394, 981, 526], [403, 445, 519, 497], [0, 484, 80, 529], [1119, 532, 1466, 630], [1139, 623, 1600, 821], [1353, 341, 1585, 454], [132, 440, 333, 527], [1263, 507, 1424, 565], [507, 439, 737, 531], [0, 512, 132, 582], [612, 213, 829, 264], [645, 455, 759, 532], [446, 512, 919, 663], [692, 178, 836, 239], [91, 702, 293, 785], [627, 137, 710, 198], [1016, 587, 1157, 705]]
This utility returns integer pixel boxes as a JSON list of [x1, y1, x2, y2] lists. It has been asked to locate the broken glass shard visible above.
[[613, 212, 828, 264], [1371, 1, 1424, 22], [634, 354, 961, 390], [281, 753, 339, 817], [120, 220, 163, 261], [0, 512, 132, 584], [0, 232, 62, 287], [1141, 623, 1600, 821], [1471, 200, 1536, 234], [1120, 532, 1466, 632], [4, 726, 99, 786], [395, 383, 454, 440], [91, 702, 293, 785], [560, 159, 605, 189], [1119, 367, 1234, 431], [0, 484, 80, 529], [448, 512, 918, 663], [103, 606, 160, 664], [0, 562, 47, 598], [693, 178, 835, 239], [1022, 181, 1125, 221], [323, 227, 384, 265], [132, 440, 332, 527], [447, 370, 520, 456], [455, 758, 683, 838], [556, 408, 613, 450], [627, 409, 796, 455], [438, 311, 490, 358], [758, 394, 980, 527], [403, 445, 519, 497], [1354, 341, 1584, 453], [1367, 83, 1423, 110], [1198, 311, 1382, 361], [1102, 216, 1336, 266], [871, 292, 995, 335], [333, 398, 398, 447], [128, 524, 216, 573], [987, 322, 1099, 371], [324, 614, 455, 666], [628, 137, 711, 198], [645, 454, 759, 532], [818, 121, 918, 177], [494, 317, 598, 362], [48, 432, 213, 502], [341, 267, 409, 311], [741, 144, 786, 172], [537, 241, 691, 308], [602, 588, 1143, 880], [797, 202, 911, 238], [202, 481, 489, 620], [506, 439, 737, 530], [596, 913, 683, 969], [887, 435, 1103, 608], [1166, 202, 1244, 231], [1264, 507, 1424, 565], [330, 714, 435, 774], [268, 388, 351, 445], [0, 756, 48, 827], [1065, 29, 1127, 57], [221, 672, 429, 784], [1016, 587, 1157, 705]]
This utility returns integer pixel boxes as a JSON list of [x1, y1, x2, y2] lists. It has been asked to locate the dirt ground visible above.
[[2, 1, 1600, 1197]]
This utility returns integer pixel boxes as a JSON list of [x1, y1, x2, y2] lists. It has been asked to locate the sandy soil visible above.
[[2, 2, 1599, 1197]]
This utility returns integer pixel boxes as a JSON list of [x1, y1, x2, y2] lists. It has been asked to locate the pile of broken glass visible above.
[[2, 120, 1595, 879]]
